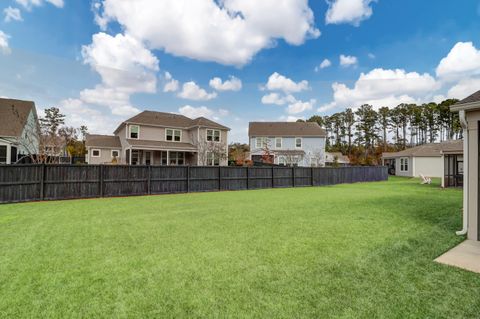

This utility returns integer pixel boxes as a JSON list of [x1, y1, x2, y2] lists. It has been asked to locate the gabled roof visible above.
[[0, 98, 36, 137], [113, 110, 229, 134], [382, 140, 463, 158], [456, 90, 480, 105], [248, 122, 326, 137], [85, 134, 121, 148], [451, 90, 480, 111]]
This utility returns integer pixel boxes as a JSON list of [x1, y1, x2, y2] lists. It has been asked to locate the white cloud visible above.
[[15, 0, 64, 10], [0, 31, 11, 55], [163, 72, 179, 92], [287, 99, 315, 114], [315, 58, 331, 71], [447, 77, 480, 100], [279, 115, 304, 122], [319, 68, 439, 112], [63, 32, 160, 117], [368, 53, 375, 59], [264, 72, 309, 93], [436, 42, 480, 81], [178, 105, 229, 121], [325, 0, 375, 26], [339, 54, 358, 67], [93, 0, 320, 66], [261, 92, 296, 105], [209, 76, 242, 91], [4, 7, 22, 22], [178, 105, 214, 119], [178, 81, 217, 101]]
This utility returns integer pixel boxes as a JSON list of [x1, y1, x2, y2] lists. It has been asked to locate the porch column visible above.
[[129, 148, 132, 165], [167, 151, 170, 166], [6, 144, 11, 164]]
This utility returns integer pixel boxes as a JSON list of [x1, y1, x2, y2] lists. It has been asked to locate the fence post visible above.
[[271, 166, 274, 188], [218, 166, 221, 191], [186, 166, 190, 193], [292, 166, 296, 187], [99, 165, 104, 197], [246, 166, 249, 190], [148, 165, 151, 195], [39, 164, 45, 200], [311, 167, 314, 186]]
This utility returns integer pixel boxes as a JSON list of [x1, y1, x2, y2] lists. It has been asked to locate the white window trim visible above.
[[275, 137, 282, 149], [165, 128, 182, 142], [91, 149, 101, 158], [400, 157, 409, 172], [129, 125, 140, 139], [111, 150, 120, 158], [295, 137, 302, 149], [206, 129, 221, 143]]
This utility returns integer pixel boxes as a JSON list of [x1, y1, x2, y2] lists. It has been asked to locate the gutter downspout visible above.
[[456, 110, 468, 236]]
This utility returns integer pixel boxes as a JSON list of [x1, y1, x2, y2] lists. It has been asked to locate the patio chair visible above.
[[420, 174, 432, 185]]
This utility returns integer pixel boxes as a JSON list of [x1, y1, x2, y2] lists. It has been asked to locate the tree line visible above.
[[300, 99, 462, 165]]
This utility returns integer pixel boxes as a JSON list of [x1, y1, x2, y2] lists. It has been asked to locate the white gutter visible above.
[[457, 110, 468, 236]]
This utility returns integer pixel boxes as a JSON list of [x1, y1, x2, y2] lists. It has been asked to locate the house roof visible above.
[[0, 98, 36, 137], [248, 122, 327, 137], [125, 139, 198, 151], [114, 110, 229, 134], [451, 90, 480, 111], [382, 140, 463, 158], [85, 134, 121, 148], [456, 90, 480, 105]]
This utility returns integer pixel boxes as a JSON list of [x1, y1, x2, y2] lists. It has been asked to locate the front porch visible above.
[[126, 149, 197, 166]]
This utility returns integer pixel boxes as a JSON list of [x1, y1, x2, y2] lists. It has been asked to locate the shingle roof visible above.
[[0, 98, 36, 137], [382, 140, 463, 158], [85, 134, 121, 148], [455, 90, 480, 106], [248, 122, 326, 137], [114, 111, 229, 133], [125, 139, 197, 151]]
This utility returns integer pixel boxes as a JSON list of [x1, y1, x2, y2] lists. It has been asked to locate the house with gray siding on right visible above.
[[248, 122, 326, 167]]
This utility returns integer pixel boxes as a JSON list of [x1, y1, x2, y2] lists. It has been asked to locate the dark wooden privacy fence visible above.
[[0, 165, 388, 204]]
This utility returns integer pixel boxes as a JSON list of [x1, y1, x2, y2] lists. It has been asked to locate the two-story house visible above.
[[248, 122, 326, 167], [85, 111, 230, 166], [0, 98, 40, 164]]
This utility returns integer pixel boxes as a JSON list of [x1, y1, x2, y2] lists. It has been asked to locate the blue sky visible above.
[[0, 0, 479, 142]]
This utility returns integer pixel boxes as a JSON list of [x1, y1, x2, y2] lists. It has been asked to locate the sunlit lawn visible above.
[[0, 177, 479, 318]]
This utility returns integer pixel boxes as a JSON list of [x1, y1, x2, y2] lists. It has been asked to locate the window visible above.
[[278, 156, 286, 166], [10, 146, 17, 164], [111, 150, 120, 158], [275, 137, 282, 149], [207, 152, 220, 166], [92, 149, 101, 157], [169, 152, 185, 165], [166, 129, 182, 142], [207, 129, 221, 142], [400, 157, 409, 172], [0, 145, 6, 163], [256, 137, 268, 149], [295, 137, 302, 148], [131, 150, 139, 165], [129, 125, 139, 139]]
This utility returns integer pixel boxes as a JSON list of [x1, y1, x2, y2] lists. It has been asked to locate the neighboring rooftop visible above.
[[382, 140, 463, 158], [248, 122, 327, 137], [114, 111, 229, 134], [0, 98, 36, 137], [455, 90, 480, 106], [85, 134, 121, 148]]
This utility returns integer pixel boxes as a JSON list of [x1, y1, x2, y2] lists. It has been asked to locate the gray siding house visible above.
[[248, 122, 326, 167], [0, 98, 39, 164], [86, 111, 230, 166]]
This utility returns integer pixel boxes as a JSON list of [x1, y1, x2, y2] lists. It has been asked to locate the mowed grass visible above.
[[1, 177, 480, 318]]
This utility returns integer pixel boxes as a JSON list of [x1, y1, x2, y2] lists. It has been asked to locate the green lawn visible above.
[[1, 177, 479, 318]]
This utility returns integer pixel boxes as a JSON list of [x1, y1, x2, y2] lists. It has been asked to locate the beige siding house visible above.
[[86, 111, 229, 166], [382, 140, 463, 185], [0, 98, 39, 164]]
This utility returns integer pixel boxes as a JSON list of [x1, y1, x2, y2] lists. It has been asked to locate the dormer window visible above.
[[129, 125, 139, 139], [166, 129, 181, 142], [207, 129, 220, 142]]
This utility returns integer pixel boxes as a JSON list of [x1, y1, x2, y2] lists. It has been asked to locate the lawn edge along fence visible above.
[[0, 165, 388, 204]]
